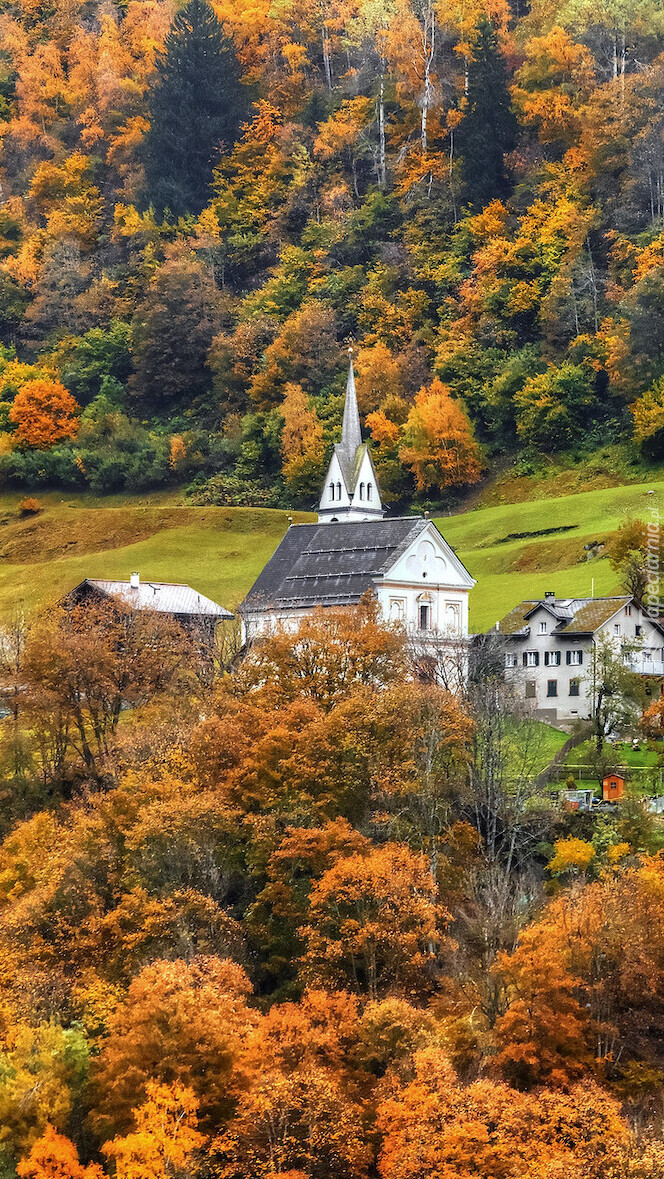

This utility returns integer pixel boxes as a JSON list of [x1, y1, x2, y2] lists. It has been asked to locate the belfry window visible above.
[[329, 482, 335, 501], [367, 482, 373, 501], [359, 482, 365, 500], [337, 482, 342, 499]]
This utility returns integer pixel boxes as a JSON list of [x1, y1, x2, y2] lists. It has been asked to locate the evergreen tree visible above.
[[457, 19, 517, 210], [142, 0, 247, 218]]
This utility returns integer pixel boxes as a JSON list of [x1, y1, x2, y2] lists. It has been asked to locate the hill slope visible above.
[[0, 478, 660, 630]]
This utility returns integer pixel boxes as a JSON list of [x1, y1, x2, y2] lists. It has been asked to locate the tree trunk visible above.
[[378, 70, 386, 188]]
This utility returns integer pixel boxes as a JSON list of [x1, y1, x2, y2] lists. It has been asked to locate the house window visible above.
[[505, 653, 517, 668], [445, 602, 460, 633], [329, 482, 335, 501], [636, 625, 642, 637], [418, 603, 431, 631], [389, 598, 405, 620], [614, 623, 621, 636], [539, 621, 547, 634], [569, 678, 580, 696], [544, 651, 561, 666], [567, 650, 583, 666], [547, 680, 558, 698], [367, 482, 373, 501], [625, 605, 632, 616], [359, 482, 365, 500], [524, 651, 539, 667], [525, 681, 537, 699]]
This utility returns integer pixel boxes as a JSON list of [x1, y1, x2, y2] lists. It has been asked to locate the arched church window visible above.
[[359, 482, 365, 500], [417, 593, 433, 632], [367, 482, 373, 501], [337, 482, 342, 499], [329, 482, 335, 501]]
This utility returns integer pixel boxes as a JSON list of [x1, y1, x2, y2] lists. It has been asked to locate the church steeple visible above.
[[339, 353, 362, 465], [317, 351, 384, 524]]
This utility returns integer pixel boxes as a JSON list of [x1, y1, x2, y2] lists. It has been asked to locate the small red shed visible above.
[[602, 773, 625, 802]]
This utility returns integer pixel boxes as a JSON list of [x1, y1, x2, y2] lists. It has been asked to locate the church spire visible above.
[[317, 348, 384, 523], [339, 350, 362, 462]]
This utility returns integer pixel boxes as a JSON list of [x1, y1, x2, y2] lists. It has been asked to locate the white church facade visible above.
[[239, 356, 476, 647]]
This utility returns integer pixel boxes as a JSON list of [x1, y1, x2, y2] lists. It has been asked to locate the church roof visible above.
[[239, 518, 429, 613]]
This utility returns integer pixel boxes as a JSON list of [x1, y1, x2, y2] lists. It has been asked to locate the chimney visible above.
[[544, 590, 555, 600], [130, 571, 140, 589]]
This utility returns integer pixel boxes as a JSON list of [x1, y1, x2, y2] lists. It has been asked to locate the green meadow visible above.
[[0, 476, 662, 631]]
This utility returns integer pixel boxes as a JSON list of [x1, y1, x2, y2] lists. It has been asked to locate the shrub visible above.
[[18, 497, 41, 516]]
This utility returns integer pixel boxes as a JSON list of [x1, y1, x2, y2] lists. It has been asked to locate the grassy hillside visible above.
[[0, 477, 661, 630], [446, 477, 664, 630]]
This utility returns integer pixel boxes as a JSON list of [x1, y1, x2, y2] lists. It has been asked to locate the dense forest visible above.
[[0, 0, 664, 504], [0, 596, 663, 1178]]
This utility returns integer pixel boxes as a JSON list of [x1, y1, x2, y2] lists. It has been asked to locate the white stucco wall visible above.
[[504, 599, 664, 723]]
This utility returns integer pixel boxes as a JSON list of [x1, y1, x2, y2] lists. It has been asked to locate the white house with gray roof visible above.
[[495, 592, 664, 725], [239, 356, 476, 647]]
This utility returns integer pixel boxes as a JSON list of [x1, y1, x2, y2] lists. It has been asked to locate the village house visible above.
[[494, 592, 664, 725], [239, 355, 476, 649], [64, 573, 233, 641]]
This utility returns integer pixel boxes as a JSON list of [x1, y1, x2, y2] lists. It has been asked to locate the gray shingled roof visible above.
[[239, 518, 429, 613], [84, 579, 234, 619]]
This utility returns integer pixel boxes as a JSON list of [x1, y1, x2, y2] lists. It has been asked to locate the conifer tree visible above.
[[141, 0, 247, 218], [457, 19, 517, 210]]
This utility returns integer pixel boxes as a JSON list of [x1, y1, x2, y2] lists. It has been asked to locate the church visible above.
[[239, 356, 476, 645]]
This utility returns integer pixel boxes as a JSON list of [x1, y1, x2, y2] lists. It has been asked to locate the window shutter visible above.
[[566, 650, 571, 665], [534, 652, 539, 667], [544, 652, 549, 666], [578, 650, 583, 665], [523, 653, 527, 667]]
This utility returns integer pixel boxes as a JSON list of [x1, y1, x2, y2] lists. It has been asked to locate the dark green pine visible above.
[[457, 18, 518, 211], [142, 0, 248, 219]]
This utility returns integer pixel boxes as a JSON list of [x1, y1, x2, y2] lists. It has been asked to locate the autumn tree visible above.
[[303, 842, 448, 998], [0, 1023, 90, 1167], [13, 601, 195, 782], [141, 0, 247, 217], [102, 1082, 206, 1179], [398, 379, 482, 494], [377, 1048, 631, 1179], [18, 1124, 102, 1179], [212, 1065, 370, 1179], [9, 380, 80, 449], [90, 957, 255, 1137], [129, 254, 223, 413], [280, 382, 325, 500], [631, 376, 664, 457], [234, 594, 408, 710], [609, 517, 662, 605]]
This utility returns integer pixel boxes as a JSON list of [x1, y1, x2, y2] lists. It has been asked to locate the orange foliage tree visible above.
[[212, 1064, 371, 1179], [303, 842, 448, 998], [398, 379, 482, 493], [90, 957, 255, 1137], [18, 1125, 103, 1179], [9, 380, 80, 449], [280, 381, 325, 496], [234, 594, 408, 710], [377, 1048, 631, 1179], [102, 1082, 206, 1179]]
